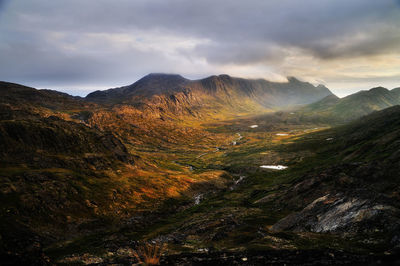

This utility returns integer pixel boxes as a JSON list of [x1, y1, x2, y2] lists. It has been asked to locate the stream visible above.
[[193, 132, 246, 204]]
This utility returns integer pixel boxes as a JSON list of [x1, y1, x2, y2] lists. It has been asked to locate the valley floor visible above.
[[42, 114, 399, 265]]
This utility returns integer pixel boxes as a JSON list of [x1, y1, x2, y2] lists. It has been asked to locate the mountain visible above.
[[0, 81, 90, 111], [299, 86, 400, 123], [86, 74, 333, 118], [0, 82, 140, 264], [0, 81, 232, 264]]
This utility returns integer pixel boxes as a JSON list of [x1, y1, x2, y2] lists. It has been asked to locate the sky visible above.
[[0, 0, 400, 97]]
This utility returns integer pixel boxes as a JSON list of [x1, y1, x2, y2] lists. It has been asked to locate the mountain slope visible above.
[[299, 86, 400, 123], [0, 81, 91, 111], [272, 106, 400, 238], [86, 74, 333, 119], [0, 81, 233, 264]]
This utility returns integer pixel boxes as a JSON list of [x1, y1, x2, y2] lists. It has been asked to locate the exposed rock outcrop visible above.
[[272, 194, 400, 235]]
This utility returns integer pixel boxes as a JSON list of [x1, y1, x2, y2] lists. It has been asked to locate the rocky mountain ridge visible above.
[[86, 74, 333, 118]]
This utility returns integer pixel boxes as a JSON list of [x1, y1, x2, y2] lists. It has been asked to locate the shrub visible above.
[[133, 242, 165, 265]]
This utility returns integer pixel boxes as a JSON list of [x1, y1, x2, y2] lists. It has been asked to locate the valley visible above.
[[1, 75, 400, 265], [47, 111, 400, 265], [45, 118, 333, 264], [2, 0, 400, 264]]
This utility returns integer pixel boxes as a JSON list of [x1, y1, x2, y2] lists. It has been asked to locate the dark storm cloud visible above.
[[0, 30, 170, 83], [0, 0, 399, 94], [0, 0, 9, 9], [15, 0, 396, 61]]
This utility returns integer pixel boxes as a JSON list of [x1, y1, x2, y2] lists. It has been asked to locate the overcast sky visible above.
[[1, 0, 400, 97]]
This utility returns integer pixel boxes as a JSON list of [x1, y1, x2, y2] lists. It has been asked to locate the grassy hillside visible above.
[[298, 86, 400, 123]]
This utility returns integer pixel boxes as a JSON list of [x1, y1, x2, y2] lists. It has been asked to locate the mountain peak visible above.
[[138, 73, 188, 85], [218, 74, 232, 79], [287, 76, 301, 83], [144, 73, 185, 79], [369, 86, 389, 93]]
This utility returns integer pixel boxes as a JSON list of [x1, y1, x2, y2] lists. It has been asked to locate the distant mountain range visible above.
[[2, 74, 400, 124], [86, 73, 333, 118]]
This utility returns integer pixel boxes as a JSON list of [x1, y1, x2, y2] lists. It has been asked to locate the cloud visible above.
[[0, 0, 399, 96]]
